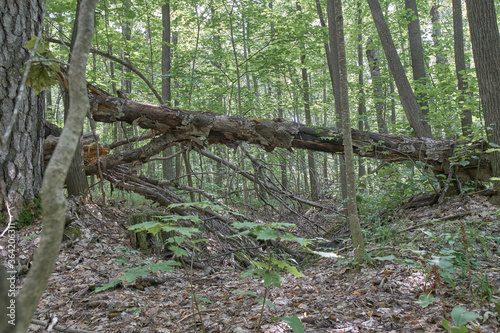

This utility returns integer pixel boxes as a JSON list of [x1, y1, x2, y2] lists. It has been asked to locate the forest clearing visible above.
[[1, 0, 500, 332]]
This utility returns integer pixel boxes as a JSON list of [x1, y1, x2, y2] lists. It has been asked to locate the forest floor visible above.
[[6, 194, 500, 333]]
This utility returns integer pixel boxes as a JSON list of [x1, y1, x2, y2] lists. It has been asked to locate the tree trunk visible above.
[[63, 0, 90, 199], [430, 4, 446, 66], [16, 2, 99, 331], [301, 55, 320, 200], [452, 0, 472, 138], [162, 3, 174, 180], [357, 1, 367, 178], [325, 0, 348, 206], [0, 0, 45, 220], [366, 0, 432, 138], [405, 0, 429, 114], [333, 0, 366, 260], [366, 37, 388, 134], [465, 0, 500, 203], [86, 90, 493, 184]]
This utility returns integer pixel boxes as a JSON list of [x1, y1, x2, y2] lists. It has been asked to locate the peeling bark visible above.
[[88, 92, 492, 183]]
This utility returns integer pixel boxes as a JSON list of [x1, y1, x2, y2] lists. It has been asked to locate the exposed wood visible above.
[[88, 92, 492, 183], [44, 132, 109, 166]]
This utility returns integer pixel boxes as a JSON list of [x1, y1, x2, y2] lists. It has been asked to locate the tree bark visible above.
[[430, 4, 446, 66], [301, 54, 320, 201], [452, 0, 472, 137], [16, 1, 98, 331], [405, 0, 429, 115], [366, 37, 388, 134], [333, 0, 366, 261], [465, 0, 500, 203], [86, 91, 493, 184], [162, 2, 174, 181], [325, 0, 348, 208], [366, 0, 432, 138], [0, 0, 45, 220], [64, 0, 90, 199]]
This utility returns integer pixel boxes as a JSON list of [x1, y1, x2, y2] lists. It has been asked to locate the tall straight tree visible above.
[[297, 2, 319, 201], [366, 0, 432, 138], [357, 2, 367, 177], [366, 37, 388, 134], [405, 0, 429, 115], [319, 0, 348, 207], [162, 2, 174, 180], [430, 4, 446, 66], [465, 0, 500, 204], [330, 0, 366, 261], [452, 0, 472, 137], [301, 54, 320, 200]]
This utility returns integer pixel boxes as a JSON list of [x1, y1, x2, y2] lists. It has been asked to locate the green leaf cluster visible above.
[[22, 36, 60, 95], [442, 306, 482, 333]]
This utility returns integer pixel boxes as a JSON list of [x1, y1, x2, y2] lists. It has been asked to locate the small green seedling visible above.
[[442, 306, 482, 333]]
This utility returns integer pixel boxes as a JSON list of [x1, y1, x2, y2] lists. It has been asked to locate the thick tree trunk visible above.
[[465, 0, 500, 203], [0, 0, 45, 219], [84, 91, 493, 185]]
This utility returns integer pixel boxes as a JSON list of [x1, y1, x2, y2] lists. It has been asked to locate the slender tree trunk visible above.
[[405, 0, 429, 114], [301, 54, 320, 200], [430, 4, 446, 66], [366, 37, 388, 134], [183, 150, 196, 202], [332, 0, 366, 261], [324, 0, 348, 205], [366, 0, 432, 138], [277, 86, 288, 190], [162, 2, 174, 180], [357, 2, 367, 178], [452, 0, 472, 137]]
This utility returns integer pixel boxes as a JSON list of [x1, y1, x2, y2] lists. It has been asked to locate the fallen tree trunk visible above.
[[88, 93, 492, 183]]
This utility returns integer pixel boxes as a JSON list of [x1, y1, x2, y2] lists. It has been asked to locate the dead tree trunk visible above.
[[87, 92, 492, 184]]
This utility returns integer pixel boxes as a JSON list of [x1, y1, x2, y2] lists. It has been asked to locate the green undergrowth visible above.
[[93, 201, 309, 333]]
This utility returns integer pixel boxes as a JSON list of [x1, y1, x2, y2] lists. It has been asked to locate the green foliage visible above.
[[22, 36, 60, 95], [415, 294, 434, 308], [414, 293, 434, 308], [272, 316, 304, 333], [92, 260, 180, 294], [231, 220, 306, 329], [15, 195, 42, 229], [442, 306, 482, 333]]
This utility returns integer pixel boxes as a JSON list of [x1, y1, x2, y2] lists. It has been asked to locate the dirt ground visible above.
[[4, 194, 500, 332]]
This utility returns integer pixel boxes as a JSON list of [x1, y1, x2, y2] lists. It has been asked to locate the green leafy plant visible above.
[[92, 260, 180, 293], [442, 306, 482, 333], [232, 221, 306, 331], [415, 293, 435, 308], [272, 316, 304, 333], [22, 36, 61, 95], [16, 196, 42, 229]]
